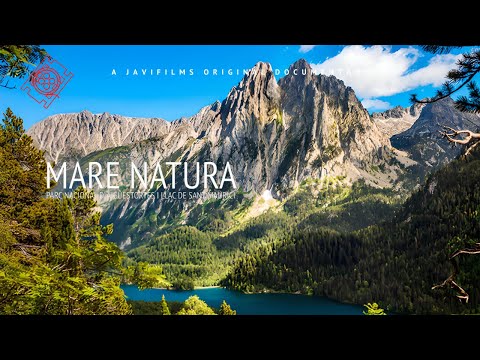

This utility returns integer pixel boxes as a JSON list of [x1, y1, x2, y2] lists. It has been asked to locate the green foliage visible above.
[[160, 295, 171, 315], [411, 46, 480, 114], [0, 184, 130, 314], [128, 296, 227, 315], [0, 109, 166, 314], [218, 300, 236, 315], [124, 262, 169, 290], [128, 226, 224, 287], [177, 295, 216, 315], [0, 108, 48, 217], [172, 275, 195, 290], [363, 303, 386, 315], [0, 45, 47, 88]]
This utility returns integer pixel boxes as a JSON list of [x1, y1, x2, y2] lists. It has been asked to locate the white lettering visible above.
[[184, 162, 200, 189], [220, 162, 237, 189], [70, 162, 86, 189], [107, 162, 119, 189], [47, 162, 66, 189], [204, 162, 218, 189], [166, 162, 181, 189], [89, 162, 103, 188], [150, 162, 167, 189], [131, 162, 148, 189]]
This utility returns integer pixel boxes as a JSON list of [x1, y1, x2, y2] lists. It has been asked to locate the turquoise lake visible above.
[[122, 285, 364, 315]]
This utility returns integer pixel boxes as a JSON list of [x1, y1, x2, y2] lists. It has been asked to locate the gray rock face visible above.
[[391, 97, 480, 168], [372, 103, 424, 138], [183, 59, 395, 196], [27, 111, 171, 163]]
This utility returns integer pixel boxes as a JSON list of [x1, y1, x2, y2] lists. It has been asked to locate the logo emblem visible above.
[[21, 57, 73, 109]]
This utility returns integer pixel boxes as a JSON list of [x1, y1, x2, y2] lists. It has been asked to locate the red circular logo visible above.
[[30, 65, 61, 96]]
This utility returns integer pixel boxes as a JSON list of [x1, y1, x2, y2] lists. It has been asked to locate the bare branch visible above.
[[432, 276, 469, 303], [465, 141, 480, 156], [432, 257, 470, 303], [439, 126, 480, 152], [451, 243, 480, 258], [433, 242, 480, 303]]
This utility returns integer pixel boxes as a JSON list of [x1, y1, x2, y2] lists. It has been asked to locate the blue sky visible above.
[[0, 45, 470, 129]]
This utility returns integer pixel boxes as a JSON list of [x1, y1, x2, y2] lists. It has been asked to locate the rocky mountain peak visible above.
[[399, 97, 479, 138], [30, 58, 412, 246], [283, 58, 316, 88], [243, 61, 279, 103], [290, 58, 310, 69], [99, 112, 111, 120], [221, 61, 281, 128]]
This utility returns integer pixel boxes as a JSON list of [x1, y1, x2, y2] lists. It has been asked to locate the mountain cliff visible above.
[[181, 60, 396, 195]]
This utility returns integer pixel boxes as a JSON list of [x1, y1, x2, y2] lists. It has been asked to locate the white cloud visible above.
[[310, 45, 460, 98], [299, 45, 316, 53], [361, 98, 391, 111]]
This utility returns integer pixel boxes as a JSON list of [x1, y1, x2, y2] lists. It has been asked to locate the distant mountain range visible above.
[[372, 103, 424, 138]]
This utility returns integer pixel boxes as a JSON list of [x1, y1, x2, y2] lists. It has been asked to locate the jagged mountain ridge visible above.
[[27, 100, 223, 165], [28, 112, 171, 163], [30, 59, 405, 246]]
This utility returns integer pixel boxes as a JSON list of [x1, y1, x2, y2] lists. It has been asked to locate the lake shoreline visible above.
[[137, 285, 361, 309], [121, 284, 364, 315]]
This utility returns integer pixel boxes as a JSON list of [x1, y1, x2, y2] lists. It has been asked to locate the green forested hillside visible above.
[[129, 177, 402, 287], [223, 149, 480, 314]]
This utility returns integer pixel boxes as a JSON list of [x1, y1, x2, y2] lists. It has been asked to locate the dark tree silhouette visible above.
[[412, 45, 480, 303], [411, 46, 480, 114]]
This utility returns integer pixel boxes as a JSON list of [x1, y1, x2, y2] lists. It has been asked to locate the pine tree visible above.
[[218, 300, 236, 315], [363, 303, 386, 315], [0, 45, 47, 89], [0, 108, 168, 314], [177, 295, 216, 315], [160, 295, 170, 315], [411, 46, 480, 114]]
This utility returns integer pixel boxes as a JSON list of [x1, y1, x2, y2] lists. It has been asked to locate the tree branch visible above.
[[413, 70, 480, 104], [439, 125, 480, 156], [432, 242, 480, 303], [451, 242, 480, 258], [432, 257, 469, 303]]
